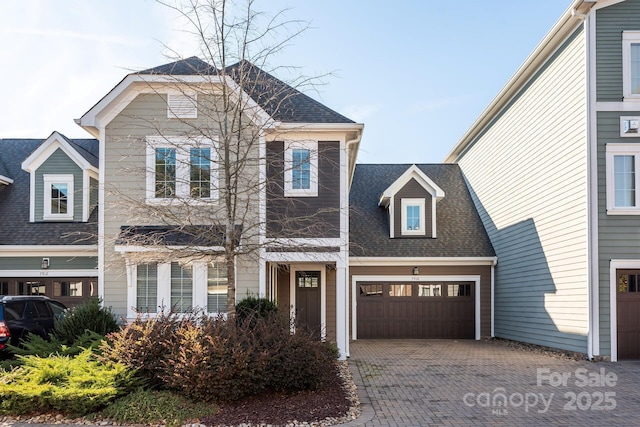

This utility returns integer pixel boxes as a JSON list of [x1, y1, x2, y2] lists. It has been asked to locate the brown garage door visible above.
[[617, 270, 640, 359], [357, 281, 474, 339]]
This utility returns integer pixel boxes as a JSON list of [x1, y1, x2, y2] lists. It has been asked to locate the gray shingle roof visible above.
[[138, 57, 354, 124], [116, 225, 241, 247], [349, 164, 495, 258], [0, 138, 98, 246]]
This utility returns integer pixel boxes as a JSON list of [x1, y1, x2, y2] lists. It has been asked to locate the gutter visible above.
[[444, 0, 598, 163]]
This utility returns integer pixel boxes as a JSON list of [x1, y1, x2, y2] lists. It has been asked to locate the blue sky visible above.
[[0, 0, 570, 163]]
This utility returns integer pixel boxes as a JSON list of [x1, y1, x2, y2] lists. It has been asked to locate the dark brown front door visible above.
[[617, 270, 640, 359], [295, 271, 321, 332], [357, 281, 474, 339]]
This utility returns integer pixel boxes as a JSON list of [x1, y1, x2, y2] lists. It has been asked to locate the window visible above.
[[207, 260, 227, 313], [0, 282, 8, 295], [401, 198, 426, 235], [53, 281, 83, 297], [623, 32, 640, 100], [389, 284, 412, 297], [296, 271, 320, 288], [447, 283, 472, 297], [146, 137, 217, 202], [606, 144, 640, 214], [418, 284, 441, 297], [18, 281, 45, 295], [137, 264, 158, 313], [284, 141, 318, 197], [171, 262, 193, 313], [618, 270, 640, 293], [359, 284, 382, 297], [43, 174, 74, 220], [167, 93, 197, 119]]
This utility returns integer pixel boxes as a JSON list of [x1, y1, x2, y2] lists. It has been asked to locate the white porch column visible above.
[[336, 263, 347, 360]]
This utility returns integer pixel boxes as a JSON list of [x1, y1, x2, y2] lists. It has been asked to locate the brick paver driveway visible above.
[[343, 340, 640, 427]]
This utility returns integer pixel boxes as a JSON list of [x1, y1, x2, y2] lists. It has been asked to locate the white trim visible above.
[[263, 252, 342, 264], [43, 174, 74, 220], [284, 140, 318, 197], [349, 256, 498, 267], [622, 31, 640, 101], [264, 237, 343, 247], [0, 175, 14, 185], [98, 126, 105, 303], [592, 0, 627, 11], [400, 198, 426, 236], [605, 143, 640, 214], [21, 132, 97, 174], [586, 8, 600, 359], [339, 138, 349, 359], [351, 274, 482, 341], [597, 101, 640, 111], [490, 263, 495, 337], [0, 245, 97, 256], [145, 136, 218, 203], [0, 269, 98, 277], [379, 164, 445, 206], [29, 169, 35, 222], [609, 259, 640, 362], [269, 123, 364, 132]]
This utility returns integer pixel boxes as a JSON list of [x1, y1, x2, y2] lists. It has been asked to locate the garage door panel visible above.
[[357, 281, 475, 339]]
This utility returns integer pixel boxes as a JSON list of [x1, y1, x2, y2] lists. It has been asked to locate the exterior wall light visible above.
[[41, 258, 50, 269], [413, 266, 419, 275]]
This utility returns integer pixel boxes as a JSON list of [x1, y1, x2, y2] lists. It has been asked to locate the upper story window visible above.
[[167, 92, 198, 119], [401, 198, 425, 236], [284, 141, 318, 197], [43, 174, 74, 220], [623, 32, 640, 100], [606, 143, 640, 215], [146, 136, 217, 203]]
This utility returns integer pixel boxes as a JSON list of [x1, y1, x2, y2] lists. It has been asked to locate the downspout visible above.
[[491, 258, 497, 338]]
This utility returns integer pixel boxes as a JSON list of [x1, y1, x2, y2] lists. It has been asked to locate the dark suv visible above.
[[0, 296, 67, 351]]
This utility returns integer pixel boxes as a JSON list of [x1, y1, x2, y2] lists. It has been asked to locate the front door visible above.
[[617, 269, 640, 359], [295, 271, 321, 332]]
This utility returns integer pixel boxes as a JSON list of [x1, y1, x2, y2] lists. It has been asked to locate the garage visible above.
[[356, 281, 474, 339], [616, 269, 640, 359]]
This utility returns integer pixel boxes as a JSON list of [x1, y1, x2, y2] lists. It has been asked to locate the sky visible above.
[[0, 0, 571, 163]]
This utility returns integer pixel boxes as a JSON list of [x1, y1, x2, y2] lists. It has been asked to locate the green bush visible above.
[[100, 389, 216, 427], [0, 349, 139, 416], [235, 295, 277, 325], [54, 298, 119, 345], [9, 330, 104, 359]]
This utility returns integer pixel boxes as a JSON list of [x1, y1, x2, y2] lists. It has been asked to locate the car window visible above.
[[32, 301, 52, 319], [48, 301, 67, 320], [3, 302, 26, 321]]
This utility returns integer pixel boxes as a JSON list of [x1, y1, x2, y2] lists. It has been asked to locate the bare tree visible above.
[[107, 0, 341, 317]]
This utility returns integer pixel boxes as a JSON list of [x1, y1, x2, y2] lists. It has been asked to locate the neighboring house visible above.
[[445, 0, 640, 360], [349, 164, 496, 341], [75, 57, 363, 359], [0, 132, 99, 307]]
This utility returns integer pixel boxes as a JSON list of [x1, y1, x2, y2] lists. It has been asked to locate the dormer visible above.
[[378, 164, 445, 238], [21, 132, 99, 222]]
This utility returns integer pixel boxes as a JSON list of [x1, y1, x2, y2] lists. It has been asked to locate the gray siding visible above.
[[0, 256, 97, 270], [596, 0, 640, 101], [266, 141, 340, 238], [596, 111, 640, 356], [90, 177, 98, 210], [35, 148, 83, 221], [456, 27, 589, 353], [392, 178, 433, 238]]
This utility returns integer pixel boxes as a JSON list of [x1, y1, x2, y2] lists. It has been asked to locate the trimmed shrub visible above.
[[54, 298, 119, 345], [0, 349, 139, 416], [235, 295, 277, 325], [8, 330, 104, 359]]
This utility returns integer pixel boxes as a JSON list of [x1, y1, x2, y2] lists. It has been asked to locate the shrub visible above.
[[0, 349, 139, 416], [235, 295, 277, 325], [54, 298, 119, 345], [9, 330, 105, 359], [100, 389, 216, 427]]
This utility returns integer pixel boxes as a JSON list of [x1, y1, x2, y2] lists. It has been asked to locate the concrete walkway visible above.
[[341, 340, 640, 427]]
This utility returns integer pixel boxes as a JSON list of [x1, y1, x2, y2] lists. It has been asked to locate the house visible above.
[[445, 0, 640, 360], [0, 132, 99, 307], [349, 164, 496, 341], [74, 57, 363, 359]]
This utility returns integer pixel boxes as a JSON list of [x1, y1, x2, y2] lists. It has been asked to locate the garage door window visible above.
[[448, 283, 471, 297], [418, 284, 441, 297], [389, 284, 412, 297], [618, 270, 640, 292], [360, 284, 382, 296]]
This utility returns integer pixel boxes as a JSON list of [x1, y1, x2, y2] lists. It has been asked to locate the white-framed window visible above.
[[167, 92, 197, 119], [623, 32, 640, 100], [146, 136, 217, 203], [127, 258, 229, 318], [606, 143, 640, 215], [284, 141, 318, 197], [43, 174, 74, 220], [401, 198, 425, 235]]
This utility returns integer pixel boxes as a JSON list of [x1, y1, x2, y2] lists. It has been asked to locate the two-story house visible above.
[[76, 57, 363, 359], [445, 0, 640, 360], [0, 132, 99, 307]]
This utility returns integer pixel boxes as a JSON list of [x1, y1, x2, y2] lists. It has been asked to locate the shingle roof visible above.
[[138, 57, 354, 124], [0, 139, 98, 245], [116, 225, 242, 247], [349, 164, 495, 258]]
